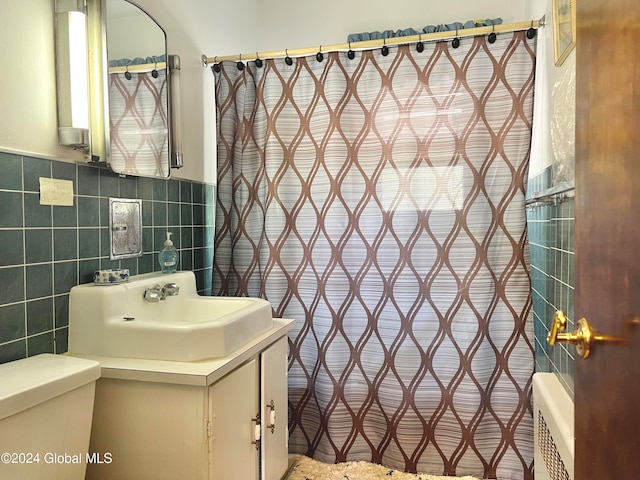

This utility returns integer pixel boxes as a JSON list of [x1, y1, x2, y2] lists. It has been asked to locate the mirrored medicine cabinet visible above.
[[55, 0, 182, 178]]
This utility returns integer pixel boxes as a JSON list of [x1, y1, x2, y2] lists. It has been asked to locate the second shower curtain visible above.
[[212, 30, 536, 479]]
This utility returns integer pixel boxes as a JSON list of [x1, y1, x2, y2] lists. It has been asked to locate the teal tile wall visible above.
[[526, 168, 575, 399], [0, 151, 215, 364]]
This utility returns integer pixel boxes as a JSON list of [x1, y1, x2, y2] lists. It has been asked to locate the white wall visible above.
[[0, 0, 536, 184], [0, 0, 87, 164]]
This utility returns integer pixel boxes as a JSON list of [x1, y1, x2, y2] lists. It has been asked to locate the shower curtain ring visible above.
[[285, 49, 293, 66], [488, 24, 497, 44], [527, 20, 537, 39], [416, 33, 424, 53], [255, 52, 263, 68], [211, 56, 220, 73], [152, 61, 159, 78], [237, 53, 244, 71], [381, 38, 389, 56], [124, 65, 132, 80], [347, 42, 355, 60], [452, 28, 461, 49], [316, 45, 324, 62]]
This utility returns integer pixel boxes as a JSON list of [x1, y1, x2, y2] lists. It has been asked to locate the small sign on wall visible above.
[[39, 177, 74, 206]]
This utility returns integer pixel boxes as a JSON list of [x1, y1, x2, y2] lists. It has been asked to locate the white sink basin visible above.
[[68, 271, 273, 361]]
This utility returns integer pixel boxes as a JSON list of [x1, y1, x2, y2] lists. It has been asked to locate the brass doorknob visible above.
[[547, 310, 618, 359]]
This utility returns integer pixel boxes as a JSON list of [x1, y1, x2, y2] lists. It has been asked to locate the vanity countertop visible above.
[[69, 318, 294, 387]]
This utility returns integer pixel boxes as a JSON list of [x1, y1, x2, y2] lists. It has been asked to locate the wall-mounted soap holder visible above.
[[109, 198, 143, 260]]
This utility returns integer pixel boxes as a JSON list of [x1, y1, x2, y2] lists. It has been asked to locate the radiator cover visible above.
[[532, 373, 574, 480]]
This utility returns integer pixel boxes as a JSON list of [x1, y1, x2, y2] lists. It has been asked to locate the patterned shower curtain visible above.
[[213, 31, 535, 479], [109, 70, 169, 177]]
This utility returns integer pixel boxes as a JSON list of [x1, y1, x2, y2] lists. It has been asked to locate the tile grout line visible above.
[[21, 154, 28, 358]]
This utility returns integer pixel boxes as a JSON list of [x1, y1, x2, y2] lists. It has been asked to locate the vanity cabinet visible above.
[[209, 337, 288, 480], [83, 319, 293, 480]]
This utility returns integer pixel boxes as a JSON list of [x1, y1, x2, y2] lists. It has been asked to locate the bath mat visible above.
[[283, 455, 483, 480]]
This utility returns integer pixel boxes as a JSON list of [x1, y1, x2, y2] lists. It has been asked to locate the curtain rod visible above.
[[108, 61, 167, 74], [202, 19, 540, 66]]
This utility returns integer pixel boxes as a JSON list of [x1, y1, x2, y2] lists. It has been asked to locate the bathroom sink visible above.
[[68, 271, 273, 361]]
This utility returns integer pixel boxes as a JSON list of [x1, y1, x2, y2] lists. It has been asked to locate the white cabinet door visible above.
[[261, 337, 289, 480], [209, 358, 259, 480]]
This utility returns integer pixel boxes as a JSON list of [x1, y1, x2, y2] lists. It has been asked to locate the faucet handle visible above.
[[162, 283, 180, 296], [144, 285, 163, 302]]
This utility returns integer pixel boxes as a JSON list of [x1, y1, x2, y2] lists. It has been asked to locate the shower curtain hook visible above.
[[124, 65, 132, 80], [488, 24, 497, 44], [527, 20, 537, 39], [416, 32, 425, 53], [255, 52, 263, 68], [212, 56, 220, 73], [237, 53, 244, 71], [381, 38, 389, 56], [285, 49, 293, 66], [316, 45, 324, 62], [347, 42, 355, 60], [152, 61, 159, 78], [452, 28, 461, 49]]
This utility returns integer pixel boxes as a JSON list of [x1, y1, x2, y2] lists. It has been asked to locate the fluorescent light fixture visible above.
[[168, 54, 183, 169], [68, 11, 88, 129], [55, 0, 89, 150]]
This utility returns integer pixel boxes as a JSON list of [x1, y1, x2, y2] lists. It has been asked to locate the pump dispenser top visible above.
[[159, 232, 179, 274], [164, 232, 173, 247]]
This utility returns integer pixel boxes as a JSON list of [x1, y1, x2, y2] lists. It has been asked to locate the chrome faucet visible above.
[[143, 283, 180, 302]]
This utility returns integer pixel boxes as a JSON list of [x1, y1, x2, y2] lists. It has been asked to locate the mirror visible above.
[[86, 0, 174, 178]]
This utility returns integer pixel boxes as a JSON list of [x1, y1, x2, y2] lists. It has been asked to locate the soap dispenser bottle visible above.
[[159, 232, 179, 274]]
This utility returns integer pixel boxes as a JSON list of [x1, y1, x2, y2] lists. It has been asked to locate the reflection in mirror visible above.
[[105, 0, 170, 177]]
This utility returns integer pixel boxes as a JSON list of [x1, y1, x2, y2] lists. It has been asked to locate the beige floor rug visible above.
[[283, 455, 483, 480]]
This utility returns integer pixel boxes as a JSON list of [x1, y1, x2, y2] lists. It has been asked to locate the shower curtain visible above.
[[109, 70, 169, 176], [212, 30, 535, 479]]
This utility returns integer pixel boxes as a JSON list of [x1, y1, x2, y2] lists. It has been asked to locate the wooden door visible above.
[[575, 0, 640, 476]]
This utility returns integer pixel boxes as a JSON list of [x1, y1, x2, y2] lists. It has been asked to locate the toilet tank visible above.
[[0, 354, 101, 480]]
